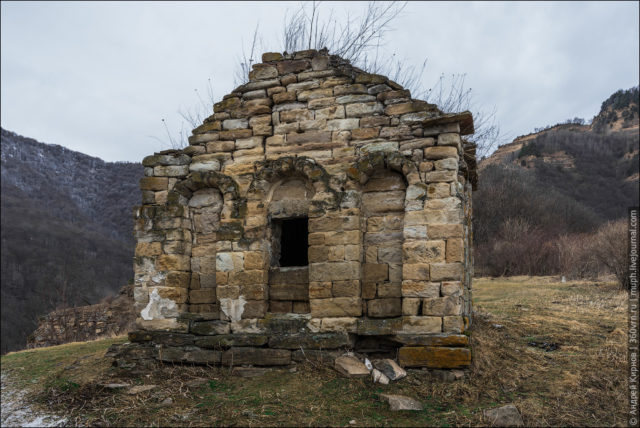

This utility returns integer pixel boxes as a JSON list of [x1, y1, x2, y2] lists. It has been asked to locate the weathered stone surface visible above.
[[310, 297, 362, 317], [483, 405, 524, 427], [277, 60, 310, 75], [292, 349, 341, 363], [270, 282, 308, 301], [309, 262, 360, 281], [424, 146, 458, 160], [372, 368, 390, 384], [159, 346, 222, 364], [222, 347, 291, 366], [379, 394, 423, 411], [430, 263, 463, 281], [194, 334, 268, 348], [403, 240, 445, 264], [422, 296, 462, 316], [372, 358, 407, 381], [191, 320, 231, 335], [392, 334, 469, 347], [367, 298, 402, 318], [334, 355, 369, 378], [356, 318, 403, 335], [268, 332, 354, 349], [401, 281, 439, 298], [402, 316, 442, 334], [398, 346, 471, 368]]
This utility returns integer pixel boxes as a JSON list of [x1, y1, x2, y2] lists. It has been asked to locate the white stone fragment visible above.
[[140, 288, 178, 320], [219, 296, 247, 322]]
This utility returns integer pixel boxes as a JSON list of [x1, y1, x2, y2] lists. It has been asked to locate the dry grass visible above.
[[1, 276, 629, 426]]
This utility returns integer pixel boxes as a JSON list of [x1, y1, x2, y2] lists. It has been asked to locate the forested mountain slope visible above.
[[0, 128, 143, 353]]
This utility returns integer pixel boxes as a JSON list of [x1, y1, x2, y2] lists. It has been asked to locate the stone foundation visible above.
[[128, 49, 477, 371]]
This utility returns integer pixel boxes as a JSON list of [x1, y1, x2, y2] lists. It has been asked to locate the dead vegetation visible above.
[[1, 276, 628, 426]]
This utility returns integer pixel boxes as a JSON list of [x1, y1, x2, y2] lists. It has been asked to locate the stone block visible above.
[[422, 296, 462, 316], [402, 316, 442, 334], [356, 318, 403, 335], [239, 284, 267, 300], [446, 238, 464, 263], [378, 247, 402, 264], [280, 108, 314, 123], [241, 300, 268, 319], [310, 297, 362, 317], [424, 146, 458, 160], [293, 301, 310, 313], [377, 282, 402, 298], [194, 334, 268, 349], [269, 267, 309, 284], [268, 332, 354, 349], [159, 346, 222, 364], [140, 177, 168, 191], [430, 263, 463, 281], [189, 289, 216, 304], [309, 281, 332, 299], [270, 283, 308, 301], [270, 300, 292, 313], [314, 105, 345, 120], [402, 298, 421, 315], [428, 224, 464, 239], [391, 333, 469, 347], [402, 240, 446, 264], [332, 280, 361, 297], [362, 191, 405, 213], [320, 317, 358, 333], [363, 263, 388, 282], [441, 281, 463, 297], [437, 133, 461, 147], [442, 316, 464, 333], [401, 281, 440, 298], [156, 254, 191, 271], [345, 102, 384, 117], [309, 261, 360, 281], [191, 320, 231, 335], [277, 60, 310, 75], [367, 298, 402, 318], [221, 347, 291, 366], [397, 346, 471, 368], [401, 264, 430, 281]]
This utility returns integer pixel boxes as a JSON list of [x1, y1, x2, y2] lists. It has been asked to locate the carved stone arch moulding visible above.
[[347, 151, 419, 187], [170, 171, 243, 220], [248, 156, 339, 214]]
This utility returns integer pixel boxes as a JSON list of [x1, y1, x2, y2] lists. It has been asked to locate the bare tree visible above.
[[592, 219, 630, 289]]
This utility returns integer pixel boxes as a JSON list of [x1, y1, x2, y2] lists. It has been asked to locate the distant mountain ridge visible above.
[[1, 128, 143, 353]]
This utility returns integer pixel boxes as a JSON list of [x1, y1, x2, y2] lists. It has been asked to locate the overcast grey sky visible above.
[[1, 1, 638, 162]]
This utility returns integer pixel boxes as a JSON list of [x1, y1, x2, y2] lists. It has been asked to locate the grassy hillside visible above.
[[1, 277, 627, 427]]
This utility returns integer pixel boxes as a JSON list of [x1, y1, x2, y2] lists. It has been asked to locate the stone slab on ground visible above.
[[483, 404, 524, 426], [379, 394, 423, 411], [334, 355, 370, 378], [372, 358, 406, 381], [127, 385, 157, 394]]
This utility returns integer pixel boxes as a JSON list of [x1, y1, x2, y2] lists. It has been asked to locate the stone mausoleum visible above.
[[122, 49, 477, 370]]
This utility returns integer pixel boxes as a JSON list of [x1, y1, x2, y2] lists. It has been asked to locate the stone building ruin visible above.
[[123, 49, 477, 370]]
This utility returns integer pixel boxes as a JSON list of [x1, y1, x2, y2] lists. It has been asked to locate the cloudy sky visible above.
[[1, 1, 638, 162]]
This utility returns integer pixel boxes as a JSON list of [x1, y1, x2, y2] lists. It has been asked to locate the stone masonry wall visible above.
[[125, 49, 477, 370]]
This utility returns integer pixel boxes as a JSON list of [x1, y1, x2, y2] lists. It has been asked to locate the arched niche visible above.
[[186, 187, 224, 319], [361, 168, 407, 318]]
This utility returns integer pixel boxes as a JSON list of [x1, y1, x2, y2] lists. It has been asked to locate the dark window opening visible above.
[[278, 217, 308, 267]]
